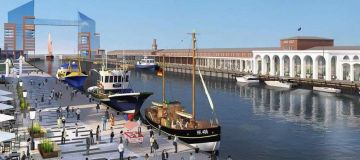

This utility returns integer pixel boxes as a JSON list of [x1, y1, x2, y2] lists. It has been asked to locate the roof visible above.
[[281, 36, 333, 41], [308, 46, 360, 50]]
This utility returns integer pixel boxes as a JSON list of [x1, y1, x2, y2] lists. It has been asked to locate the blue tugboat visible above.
[[135, 56, 158, 69]]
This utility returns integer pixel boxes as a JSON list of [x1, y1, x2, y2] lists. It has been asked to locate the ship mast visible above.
[[191, 31, 197, 121], [162, 54, 166, 102]]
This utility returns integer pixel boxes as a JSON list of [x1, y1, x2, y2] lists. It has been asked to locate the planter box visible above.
[[28, 128, 46, 138], [38, 143, 60, 159]]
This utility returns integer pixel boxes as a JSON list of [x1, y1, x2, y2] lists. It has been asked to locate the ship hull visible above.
[[103, 92, 152, 114], [135, 64, 157, 69], [64, 76, 87, 90], [144, 113, 221, 151]]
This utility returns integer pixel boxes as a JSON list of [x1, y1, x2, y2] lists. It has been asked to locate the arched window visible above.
[[343, 56, 350, 60], [353, 55, 359, 60]]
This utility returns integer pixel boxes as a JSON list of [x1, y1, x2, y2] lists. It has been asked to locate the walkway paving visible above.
[[5, 62, 211, 160]]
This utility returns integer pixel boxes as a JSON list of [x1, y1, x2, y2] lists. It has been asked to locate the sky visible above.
[[1, 0, 360, 54]]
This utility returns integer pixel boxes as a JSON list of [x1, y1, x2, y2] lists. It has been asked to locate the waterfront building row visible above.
[[108, 36, 360, 82]]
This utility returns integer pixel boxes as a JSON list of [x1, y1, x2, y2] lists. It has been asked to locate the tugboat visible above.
[[144, 32, 221, 152], [56, 59, 87, 90], [135, 56, 157, 69], [87, 63, 153, 114]]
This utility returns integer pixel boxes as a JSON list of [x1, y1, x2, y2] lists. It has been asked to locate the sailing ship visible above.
[[87, 59, 153, 114], [144, 32, 221, 151], [56, 59, 87, 90]]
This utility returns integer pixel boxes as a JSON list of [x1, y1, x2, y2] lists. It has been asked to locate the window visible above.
[[114, 76, 118, 82], [109, 76, 113, 83], [101, 76, 103, 82], [119, 76, 123, 82], [126, 75, 129, 82], [105, 76, 109, 83]]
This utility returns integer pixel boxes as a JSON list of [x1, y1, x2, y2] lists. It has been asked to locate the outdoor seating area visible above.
[[0, 86, 25, 160]]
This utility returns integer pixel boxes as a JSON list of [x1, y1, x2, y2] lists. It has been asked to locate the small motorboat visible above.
[[313, 87, 341, 93], [236, 75, 259, 83], [265, 80, 296, 89]]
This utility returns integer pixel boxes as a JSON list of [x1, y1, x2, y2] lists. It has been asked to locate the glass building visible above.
[[2, 0, 100, 60]]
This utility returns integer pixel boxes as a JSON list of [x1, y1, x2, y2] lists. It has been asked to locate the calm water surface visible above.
[[33, 58, 360, 160]]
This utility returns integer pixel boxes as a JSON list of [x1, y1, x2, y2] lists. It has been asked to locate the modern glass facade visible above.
[[78, 12, 100, 59], [3, 0, 100, 59]]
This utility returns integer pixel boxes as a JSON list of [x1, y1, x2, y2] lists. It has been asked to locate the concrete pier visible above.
[[5, 62, 211, 160]]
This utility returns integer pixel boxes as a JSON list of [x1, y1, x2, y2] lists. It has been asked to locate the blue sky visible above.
[[1, 0, 360, 54]]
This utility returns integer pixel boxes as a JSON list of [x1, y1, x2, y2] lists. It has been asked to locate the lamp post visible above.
[[29, 107, 36, 150], [19, 80, 23, 87], [23, 90, 27, 98]]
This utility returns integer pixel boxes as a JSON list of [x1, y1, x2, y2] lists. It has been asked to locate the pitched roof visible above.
[[308, 46, 360, 50]]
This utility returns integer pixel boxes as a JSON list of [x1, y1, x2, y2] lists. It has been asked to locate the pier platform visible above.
[[3, 67, 211, 159]]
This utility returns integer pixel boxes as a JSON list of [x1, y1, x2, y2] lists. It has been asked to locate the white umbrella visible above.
[[0, 114, 14, 122], [0, 96, 13, 102], [0, 131, 15, 142], [0, 103, 14, 110], [0, 90, 12, 96]]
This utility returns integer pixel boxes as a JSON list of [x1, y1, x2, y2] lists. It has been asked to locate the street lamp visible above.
[[16, 74, 20, 79], [29, 107, 36, 150], [23, 90, 27, 98], [19, 80, 23, 87]]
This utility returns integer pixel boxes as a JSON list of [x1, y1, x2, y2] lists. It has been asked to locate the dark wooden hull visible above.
[[144, 112, 221, 151]]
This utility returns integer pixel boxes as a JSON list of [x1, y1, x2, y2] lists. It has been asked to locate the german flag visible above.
[[156, 68, 163, 77]]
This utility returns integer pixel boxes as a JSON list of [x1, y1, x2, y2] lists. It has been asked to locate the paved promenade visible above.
[[6, 62, 211, 160]]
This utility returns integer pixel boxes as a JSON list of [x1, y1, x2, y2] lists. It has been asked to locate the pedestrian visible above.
[[21, 151, 26, 160], [144, 153, 149, 160], [150, 129, 154, 138], [150, 135, 155, 153], [96, 102, 100, 113], [88, 94, 92, 102], [162, 150, 166, 160], [96, 125, 100, 143], [48, 96, 51, 105], [102, 116, 107, 130], [61, 115, 66, 129], [165, 151, 169, 160], [110, 127, 114, 143], [26, 138, 31, 157], [137, 119, 142, 133], [66, 83, 69, 90], [39, 109, 42, 122], [189, 153, 195, 160], [99, 129, 102, 142], [118, 140, 124, 160], [41, 94, 44, 102], [120, 130, 124, 142], [71, 107, 75, 117], [226, 155, 233, 160], [86, 137, 90, 155], [173, 135, 178, 153], [66, 105, 70, 118], [105, 109, 109, 120], [158, 125, 162, 136], [110, 114, 115, 127], [57, 116, 61, 129], [61, 128, 66, 144], [90, 129, 94, 145], [34, 98, 38, 108], [75, 123, 79, 137], [76, 108, 81, 120]]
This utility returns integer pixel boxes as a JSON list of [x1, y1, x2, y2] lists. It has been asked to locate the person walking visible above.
[[71, 107, 75, 117], [76, 108, 81, 120], [96, 103, 100, 113], [96, 125, 100, 143], [162, 150, 166, 160], [21, 151, 26, 160], [61, 128, 66, 144], [150, 130, 154, 138], [105, 108, 110, 120], [86, 137, 90, 155], [90, 129, 94, 145], [61, 115, 66, 129], [118, 140, 124, 160], [57, 116, 61, 129], [110, 114, 115, 127], [110, 127, 114, 143], [88, 94, 92, 102], [189, 153, 196, 160], [150, 135, 155, 153], [75, 123, 79, 137], [137, 119, 142, 133], [144, 153, 150, 160], [26, 138, 31, 157], [34, 98, 38, 108], [165, 151, 169, 160], [102, 116, 107, 131], [41, 94, 44, 102], [173, 135, 178, 153], [66, 105, 70, 118]]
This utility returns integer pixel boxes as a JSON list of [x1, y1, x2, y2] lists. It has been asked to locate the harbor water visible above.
[[32, 58, 360, 160]]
